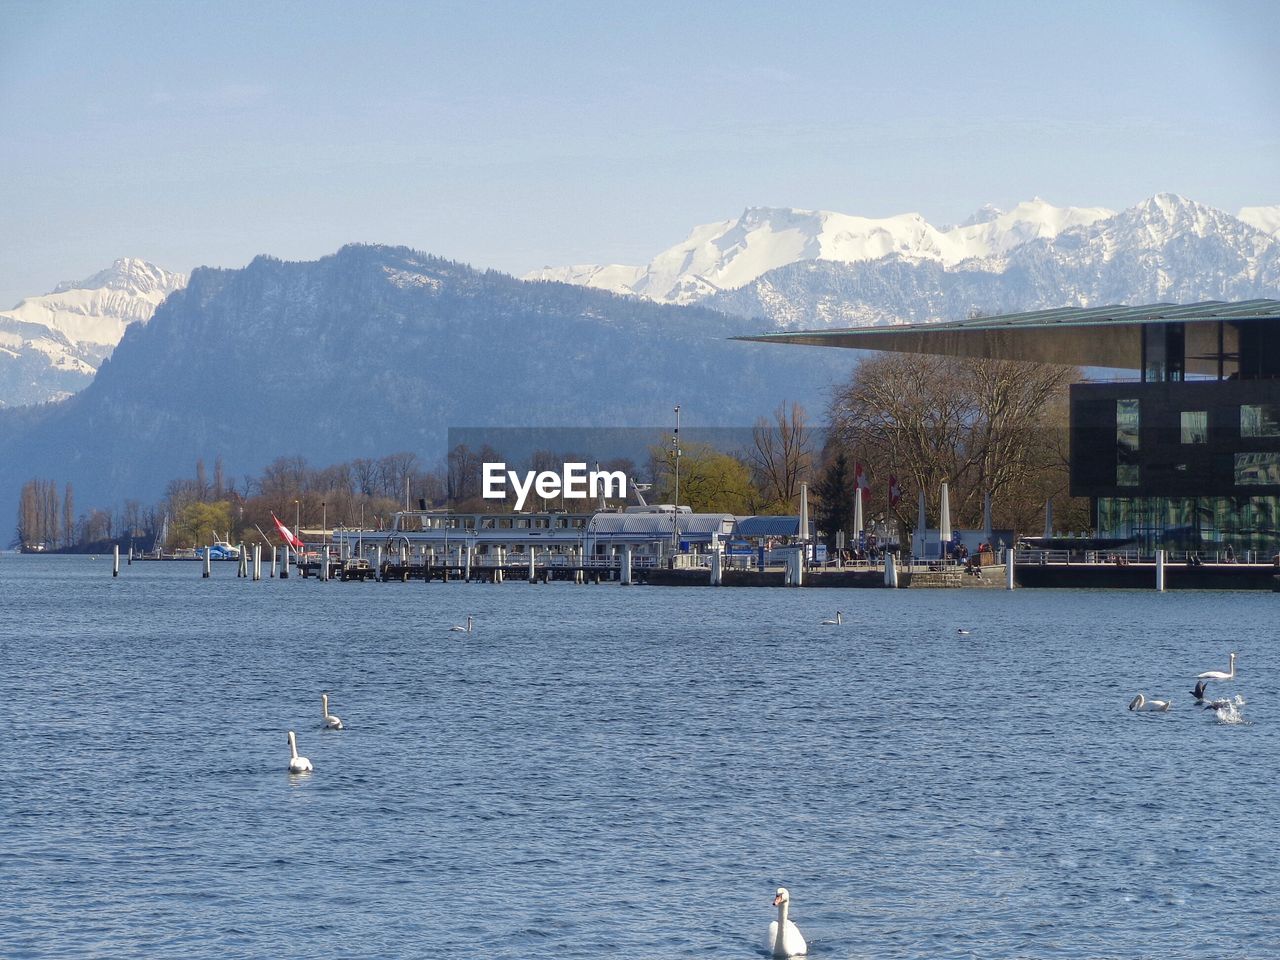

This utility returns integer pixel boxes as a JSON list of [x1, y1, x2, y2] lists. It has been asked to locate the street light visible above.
[[671, 405, 681, 552]]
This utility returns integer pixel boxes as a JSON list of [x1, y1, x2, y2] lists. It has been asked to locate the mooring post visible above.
[[203, 547, 211, 579], [270, 544, 277, 578], [1005, 547, 1015, 590], [255, 544, 263, 581], [112, 544, 120, 578], [621, 545, 632, 585], [281, 544, 290, 579], [1156, 548, 1166, 592], [127, 545, 132, 566], [883, 551, 895, 587], [709, 548, 722, 586]]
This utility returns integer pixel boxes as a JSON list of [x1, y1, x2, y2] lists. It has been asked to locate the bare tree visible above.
[[828, 354, 1079, 535], [749, 402, 815, 513], [63, 482, 75, 549]]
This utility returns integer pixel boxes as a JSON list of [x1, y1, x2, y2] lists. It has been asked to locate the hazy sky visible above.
[[1, 0, 1276, 307]]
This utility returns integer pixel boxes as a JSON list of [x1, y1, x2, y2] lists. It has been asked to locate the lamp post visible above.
[[671, 405, 681, 553]]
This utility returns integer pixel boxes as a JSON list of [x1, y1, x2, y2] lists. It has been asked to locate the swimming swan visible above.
[[1196, 652, 1236, 682], [287, 730, 313, 773], [322, 693, 343, 730], [1128, 693, 1171, 712], [449, 616, 474, 633], [766, 887, 807, 957], [820, 611, 843, 625]]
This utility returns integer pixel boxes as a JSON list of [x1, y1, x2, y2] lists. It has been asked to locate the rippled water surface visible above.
[[2, 555, 1278, 958]]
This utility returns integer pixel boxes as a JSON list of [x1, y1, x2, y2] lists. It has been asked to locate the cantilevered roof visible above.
[[737, 299, 1280, 370]]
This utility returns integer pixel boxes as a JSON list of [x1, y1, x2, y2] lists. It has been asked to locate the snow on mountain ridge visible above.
[[527, 198, 1117, 303], [1239, 204, 1280, 238], [0, 258, 187, 406]]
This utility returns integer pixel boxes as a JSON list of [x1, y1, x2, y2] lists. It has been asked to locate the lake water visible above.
[[1, 554, 1276, 959]]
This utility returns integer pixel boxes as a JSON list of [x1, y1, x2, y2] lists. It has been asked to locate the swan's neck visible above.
[[289, 734, 298, 760], [776, 900, 789, 932], [322, 695, 329, 716], [836, 613, 842, 624]]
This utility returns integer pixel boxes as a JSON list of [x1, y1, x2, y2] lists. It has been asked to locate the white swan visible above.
[[1128, 693, 1171, 712], [449, 615, 474, 633], [766, 887, 807, 957], [322, 693, 343, 730], [819, 611, 843, 625], [1196, 651, 1236, 682], [287, 730, 313, 773]]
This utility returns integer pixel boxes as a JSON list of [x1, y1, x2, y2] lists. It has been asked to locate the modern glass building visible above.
[[743, 300, 1280, 553]]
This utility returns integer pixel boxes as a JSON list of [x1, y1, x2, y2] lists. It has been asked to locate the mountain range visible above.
[[0, 245, 852, 519], [527, 195, 1280, 327], [0, 259, 187, 406], [1, 192, 1278, 524]]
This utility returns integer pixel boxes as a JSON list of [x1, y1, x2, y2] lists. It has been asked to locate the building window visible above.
[[1116, 399, 1140, 488], [1117, 400, 1140, 451], [1180, 411, 1207, 444], [1235, 453, 1280, 486], [1241, 403, 1280, 437]]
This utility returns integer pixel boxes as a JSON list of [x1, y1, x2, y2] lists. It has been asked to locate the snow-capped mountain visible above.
[[1239, 204, 1280, 238], [706, 194, 1280, 328], [526, 198, 1115, 304], [528, 195, 1280, 328], [0, 258, 187, 406]]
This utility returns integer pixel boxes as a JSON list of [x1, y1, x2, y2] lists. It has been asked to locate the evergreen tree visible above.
[[813, 451, 854, 553]]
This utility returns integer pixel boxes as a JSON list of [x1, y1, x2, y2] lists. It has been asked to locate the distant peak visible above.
[[52, 258, 186, 296], [959, 203, 1004, 227]]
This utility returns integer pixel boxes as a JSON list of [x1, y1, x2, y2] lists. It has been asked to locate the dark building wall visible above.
[[1070, 380, 1280, 499]]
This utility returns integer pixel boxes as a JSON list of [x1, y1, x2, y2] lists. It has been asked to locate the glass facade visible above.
[[1180, 410, 1207, 444], [1116, 399, 1140, 486], [1241, 403, 1280, 437], [1235, 453, 1280, 486], [1097, 496, 1280, 554]]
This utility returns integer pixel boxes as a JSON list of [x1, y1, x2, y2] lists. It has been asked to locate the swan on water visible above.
[[1128, 693, 1171, 712], [322, 693, 343, 730], [820, 611, 843, 625], [765, 887, 807, 957], [287, 730, 313, 773], [449, 615, 474, 633], [1196, 651, 1236, 682]]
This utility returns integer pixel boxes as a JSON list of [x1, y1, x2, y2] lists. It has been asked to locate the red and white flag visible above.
[[854, 462, 871, 493], [888, 474, 902, 507], [271, 512, 304, 551]]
